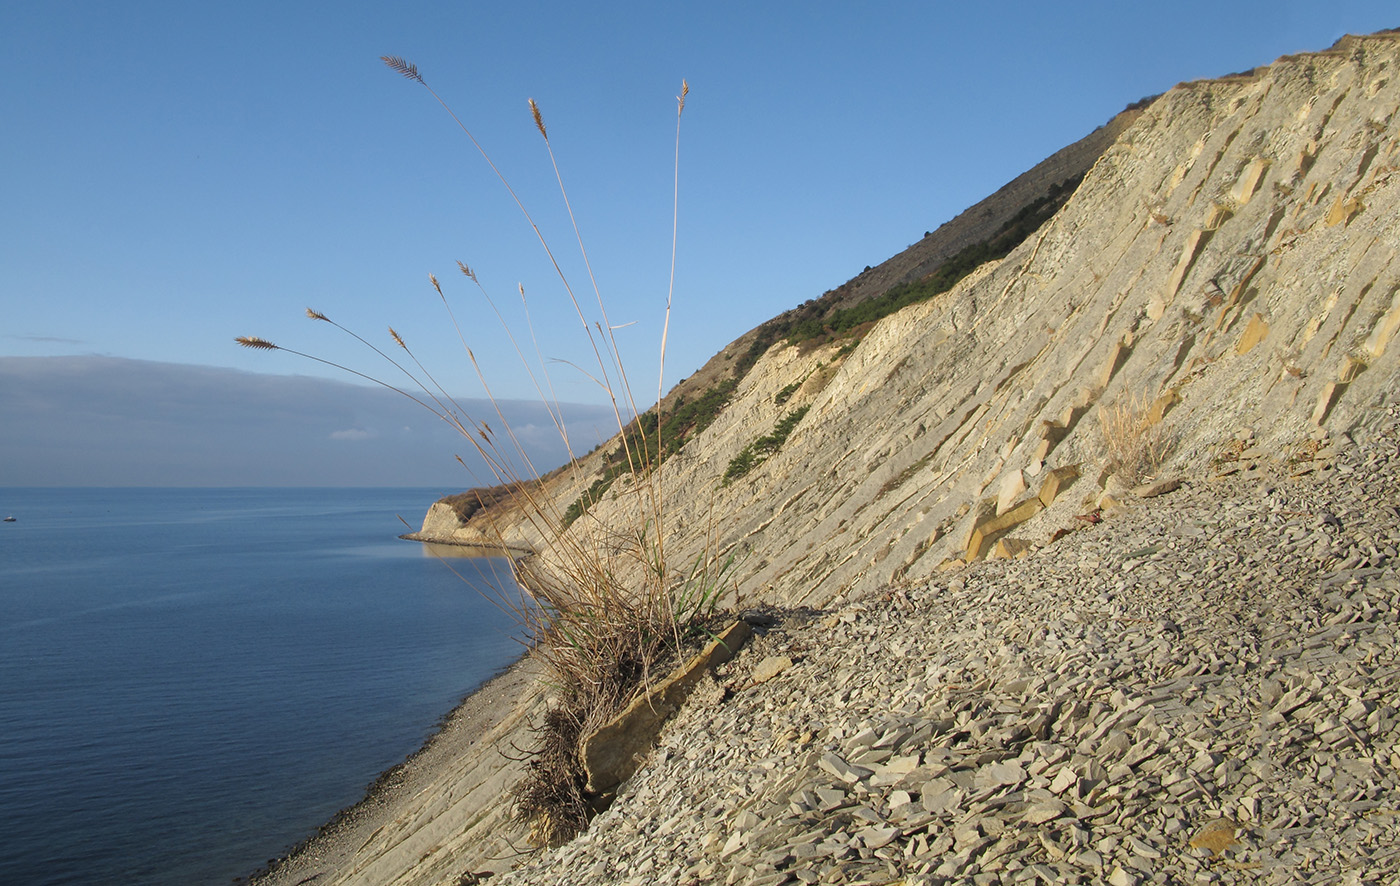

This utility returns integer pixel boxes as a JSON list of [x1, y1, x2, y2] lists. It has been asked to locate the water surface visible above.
[[0, 487, 523, 886]]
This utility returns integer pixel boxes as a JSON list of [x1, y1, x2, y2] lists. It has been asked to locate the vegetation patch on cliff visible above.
[[560, 171, 1091, 524], [439, 483, 530, 521], [723, 405, 811, 485]]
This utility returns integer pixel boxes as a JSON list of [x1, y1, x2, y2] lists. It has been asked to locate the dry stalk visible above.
[[239, 61, 718, 846]]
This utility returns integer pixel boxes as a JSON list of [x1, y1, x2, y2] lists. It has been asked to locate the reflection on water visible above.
[[415, 543, 525, 605], [416, 541, 512, 559]]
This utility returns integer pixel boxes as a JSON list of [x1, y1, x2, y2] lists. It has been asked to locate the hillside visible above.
[[496, 411, 1400, 885], [418, 31, 1400, 612], [409, 105, 1143, 550], [261, 29, 1400, 886]]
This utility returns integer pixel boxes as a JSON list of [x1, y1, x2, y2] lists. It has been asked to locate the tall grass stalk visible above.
[[239, 60, 722, 846]]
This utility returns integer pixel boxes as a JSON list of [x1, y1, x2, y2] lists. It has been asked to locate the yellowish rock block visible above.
[[582, 620, 751, 794], [1228, 157, 1271, 206], [966, 497, 1045, 562], [1204, 202, 1234, 230], [1038, 465, 1081, 507], [1164, 228, 1212, 300], [1363, 288, 1400, 358], [1097, 341, 1130, 389], [992, 538, 1032, 560], [1339, 356, 1367, 383], [996, 470, 1028, 516], [1235, 313, 1270, 355], [1312, 381, 1347, 426], [1326, 195, 1364, 226], [1147, 389, 1181, 425]]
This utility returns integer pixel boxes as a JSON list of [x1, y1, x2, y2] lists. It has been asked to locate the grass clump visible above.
[[560, 376, 739, 527], [1098, 391, 1171, 485], [240, 62, 729, 846]]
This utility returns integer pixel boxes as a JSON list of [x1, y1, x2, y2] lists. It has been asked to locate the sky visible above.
[[2, 1, 1396, 486]]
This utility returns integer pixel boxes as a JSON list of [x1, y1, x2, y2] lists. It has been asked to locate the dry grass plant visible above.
[[238, 59, 727, 845], [1097, 390, 1171, 485]]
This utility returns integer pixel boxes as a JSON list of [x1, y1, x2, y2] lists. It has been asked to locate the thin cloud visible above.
[[0, 356, 614, 486], [329, 428, 373, 441], [4, 334, 87, 345]]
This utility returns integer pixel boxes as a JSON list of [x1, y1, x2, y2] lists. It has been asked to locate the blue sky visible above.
[[1, 1, 1395, 485]]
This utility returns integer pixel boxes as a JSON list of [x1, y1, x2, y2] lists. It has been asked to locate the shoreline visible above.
[[245, 651, 544, 885], [398, 533, 535, 559]]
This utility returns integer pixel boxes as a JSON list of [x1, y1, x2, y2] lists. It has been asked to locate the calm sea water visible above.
[[0, 488, 524, 886]]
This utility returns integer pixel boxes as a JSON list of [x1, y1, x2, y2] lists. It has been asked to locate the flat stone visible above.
[[751, 655, 794, 685], [1071, 849, 1103, 868], [869, 754, 921, 785], [1133, 478, 1182, 498], [1023, 799, 1067, 824], [858, 825, 901, 849], [720, 830, 746, 858], [952, 820, 984, 847], [1107, 866, 1140, 886], [921, 780, 964, 815], [1126, 835, 1161, 858], [819, 753, 873, 784], [974, 761, 1026, 790]]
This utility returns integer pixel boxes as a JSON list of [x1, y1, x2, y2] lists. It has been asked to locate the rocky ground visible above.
[[492, 411, 1400, 886]]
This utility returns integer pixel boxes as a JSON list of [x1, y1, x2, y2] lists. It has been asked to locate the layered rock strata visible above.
[[433, 31, 1400, 616]]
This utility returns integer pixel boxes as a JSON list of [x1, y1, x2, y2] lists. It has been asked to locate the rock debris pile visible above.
[[496, 414, 1400, 886]]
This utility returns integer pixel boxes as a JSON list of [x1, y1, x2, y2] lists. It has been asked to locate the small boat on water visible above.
[[3, 516, 15, 522]]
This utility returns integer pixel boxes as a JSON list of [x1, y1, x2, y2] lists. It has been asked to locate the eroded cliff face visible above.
[[429, 32, 1400, 612]]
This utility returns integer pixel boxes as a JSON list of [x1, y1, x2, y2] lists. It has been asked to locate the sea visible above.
[[0, 487, 525, 886]]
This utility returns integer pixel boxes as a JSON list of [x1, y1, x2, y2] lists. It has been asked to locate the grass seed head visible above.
[[530, 98, 547, 140], [234, 336, 278, 350], [380, 55, 423, 84]]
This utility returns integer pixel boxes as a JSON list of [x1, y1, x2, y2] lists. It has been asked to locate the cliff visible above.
[[423, 31, 1400, 611]]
